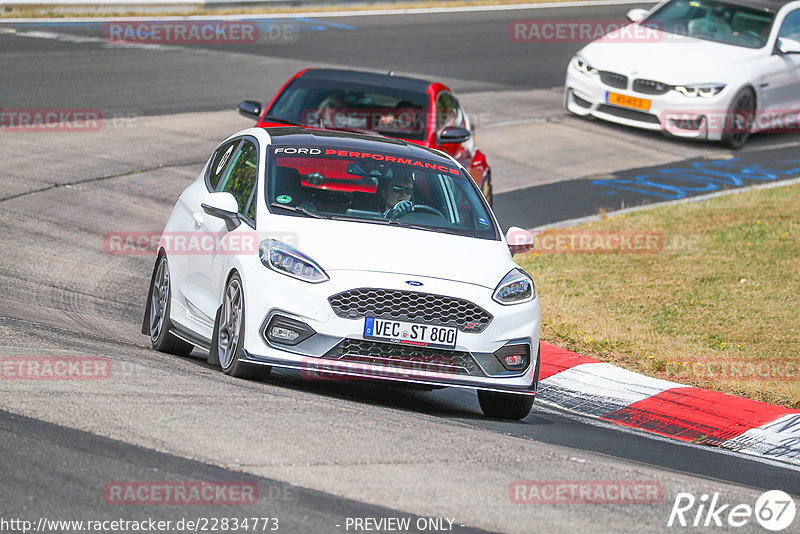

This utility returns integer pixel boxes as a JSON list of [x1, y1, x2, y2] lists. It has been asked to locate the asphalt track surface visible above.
[[0, 410, 489, 533], [2, 4, 800, 533], [495, 144, 800, 229], [0, 4, 652, 113]]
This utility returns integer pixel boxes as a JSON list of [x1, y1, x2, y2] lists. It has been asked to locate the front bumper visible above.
[[239, 269, 541, 394], [565, 67, 732, 142]]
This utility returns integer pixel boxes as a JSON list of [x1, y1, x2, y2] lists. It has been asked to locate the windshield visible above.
[[643, 0, 775, 48], [266, 146, 498, 240], [266, 78, 429, 141]]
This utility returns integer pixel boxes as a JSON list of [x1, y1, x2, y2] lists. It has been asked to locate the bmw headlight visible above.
[[673, 84, 725, 98], [572, 54, 599, 76], [493, 268, 536, 305], [259, 239, 329, 283]]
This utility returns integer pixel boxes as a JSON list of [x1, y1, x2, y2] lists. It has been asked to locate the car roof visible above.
[[296, 68, 433, 93], [263, 126, 455, 163]]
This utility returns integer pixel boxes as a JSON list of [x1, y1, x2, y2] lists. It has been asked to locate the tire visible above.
[[478, 390, 534, 420], [147, 255, 194, 356], [721, 88, 756, 149], [211, 273, 270, 380], [481, 172, 493, 207]]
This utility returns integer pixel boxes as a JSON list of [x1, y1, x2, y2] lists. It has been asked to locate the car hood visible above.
[[579, 28, 763, 83], [261, 217, 513, 289]]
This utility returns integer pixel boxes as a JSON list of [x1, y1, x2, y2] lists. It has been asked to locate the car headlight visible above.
[[493, 268, 536, 305], [572, 54, 599, 76], [259, 239, 329, 283], [673, 84, 725, 98]]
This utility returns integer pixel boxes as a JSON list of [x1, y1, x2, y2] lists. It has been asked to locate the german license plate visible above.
[[607, 92, 651, 111], [363, 317, 457, 349]]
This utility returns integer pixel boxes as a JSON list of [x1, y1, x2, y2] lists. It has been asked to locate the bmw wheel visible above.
[[722, 88, 755, 149], [147, 255, 193, 356], [212, 273, 270, 380]]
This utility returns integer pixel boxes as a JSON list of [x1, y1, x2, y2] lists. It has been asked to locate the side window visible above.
[[778, 9, 800, 41], [436, 93, 467, 131], [218, 140, 259, 222], [207, 140, 240, 191]]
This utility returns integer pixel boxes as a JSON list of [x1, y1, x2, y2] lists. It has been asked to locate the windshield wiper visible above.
[[330, 215, 393, 225], [295, 211, 453, 234], [331, 215, 450, 234], [393, 222, 450, 234], [270, 203, 327, 219], [263, 115, 302, 126]]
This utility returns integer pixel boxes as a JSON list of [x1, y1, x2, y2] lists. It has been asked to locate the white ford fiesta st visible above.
[[142, 127, 541, 419], [565, 0, 800, 148]]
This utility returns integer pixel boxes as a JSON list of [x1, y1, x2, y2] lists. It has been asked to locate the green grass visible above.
[[516, 183, 800, 408]]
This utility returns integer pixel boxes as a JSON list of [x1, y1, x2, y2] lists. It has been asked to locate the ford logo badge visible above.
[[405, 280, 423, 287]]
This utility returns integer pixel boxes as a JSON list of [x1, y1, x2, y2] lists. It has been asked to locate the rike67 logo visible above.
[[668, 490, 796, 531]]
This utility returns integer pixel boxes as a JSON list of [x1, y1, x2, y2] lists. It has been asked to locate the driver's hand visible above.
[[385, 200, 414, 218]]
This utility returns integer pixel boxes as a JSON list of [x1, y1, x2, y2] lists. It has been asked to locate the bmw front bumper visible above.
[[565, 67, 733, 142]]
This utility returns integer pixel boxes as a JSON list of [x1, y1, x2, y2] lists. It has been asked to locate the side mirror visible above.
[[437, 126, 471, 144], [238, 100, 262, 121], [777, 37, 800, 54], [626, 8, 648, 22], [201, 192, 241, 231], [506, 226, 534, 256]]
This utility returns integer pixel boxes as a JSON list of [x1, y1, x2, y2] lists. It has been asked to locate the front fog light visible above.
[[494, 343, 530, 371], [493, 268, 535, 305], [270, 326, 299, 342], [265, 315, 315, 346]]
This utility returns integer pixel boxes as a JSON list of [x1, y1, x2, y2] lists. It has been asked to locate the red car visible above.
[[238, 68, 493, 204]]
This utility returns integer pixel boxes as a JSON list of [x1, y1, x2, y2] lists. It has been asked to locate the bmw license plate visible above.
[[606, 91, 651, 111], [364, 317, 457, 349]]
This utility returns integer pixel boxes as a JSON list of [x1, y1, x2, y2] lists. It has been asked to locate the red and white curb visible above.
[[537, 342, 800, 467]]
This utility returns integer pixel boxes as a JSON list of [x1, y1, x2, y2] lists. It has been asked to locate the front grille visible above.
[[323, 338, 483, 376], [633, 79, 671, 95], [328, 288, 493, 333], [599, 71, 628, 89], [597, 104, 662, 125]]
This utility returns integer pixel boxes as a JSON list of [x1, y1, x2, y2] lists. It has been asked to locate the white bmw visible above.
[[142, 127, 541, 420], [565, 0, 800, 148]]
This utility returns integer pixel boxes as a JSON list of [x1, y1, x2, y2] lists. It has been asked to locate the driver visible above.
[[316, 93, 347, 128], [380, 175, 415, 218]]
